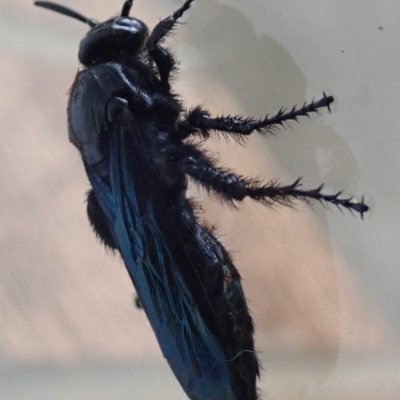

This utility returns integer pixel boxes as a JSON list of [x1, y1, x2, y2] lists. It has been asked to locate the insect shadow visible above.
[[176, 0, 362, 192], [174, 0, 368, 384], [35, 1, 368, 399]]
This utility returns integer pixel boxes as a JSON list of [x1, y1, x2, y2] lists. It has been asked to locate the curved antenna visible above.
[[34, 1, 98, 28], [121, 0, 133, 17]]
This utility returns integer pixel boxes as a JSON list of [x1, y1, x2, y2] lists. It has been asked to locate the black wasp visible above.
[[35, 1, 368, 399]]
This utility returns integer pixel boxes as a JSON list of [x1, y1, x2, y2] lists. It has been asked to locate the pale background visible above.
[[0, 0, 399, 399]]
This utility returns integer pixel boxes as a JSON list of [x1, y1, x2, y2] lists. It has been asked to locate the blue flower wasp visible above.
[[34, 1, 368, 399]]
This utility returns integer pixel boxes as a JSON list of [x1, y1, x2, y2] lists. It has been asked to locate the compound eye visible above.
[[113, 17, 148, 38], [115, 17, 141, 29], [116, 17, 133, 26]]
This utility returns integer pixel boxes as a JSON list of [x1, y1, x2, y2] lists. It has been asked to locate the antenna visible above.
[[34, 1, 98, 27], [121, 0, 134, 17]]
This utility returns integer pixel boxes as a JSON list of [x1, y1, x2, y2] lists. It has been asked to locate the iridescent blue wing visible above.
[[85, 128, 236, 400]]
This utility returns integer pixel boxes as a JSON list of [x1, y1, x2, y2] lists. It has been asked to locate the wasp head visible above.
[[35, 1, 149, 66]]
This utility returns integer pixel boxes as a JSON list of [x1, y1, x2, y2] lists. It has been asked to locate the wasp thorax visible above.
[[79, 17, 149, 66]]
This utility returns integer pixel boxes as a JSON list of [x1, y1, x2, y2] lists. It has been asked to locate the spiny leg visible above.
[[147, 0, 195, 86], [178, 93, 333, 142], [177, 144, 368, 217]]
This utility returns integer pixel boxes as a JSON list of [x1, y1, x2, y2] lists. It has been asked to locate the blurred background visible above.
[[1, 0, 399, 399]]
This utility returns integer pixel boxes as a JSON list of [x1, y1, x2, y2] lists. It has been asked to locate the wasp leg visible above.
[[87, 190, 117, 249], [177, 144, 368, 217], [178, 93, 333, 142], [147, 0, 195, 86], [134, 295, 143, 309]]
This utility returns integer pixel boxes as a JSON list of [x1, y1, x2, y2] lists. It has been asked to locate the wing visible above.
[[84, 127, 237, 400]]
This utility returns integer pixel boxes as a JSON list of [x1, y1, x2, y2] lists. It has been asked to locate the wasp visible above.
[[35, 1, 368, 399]]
